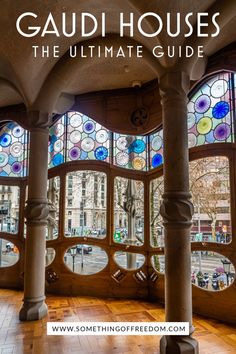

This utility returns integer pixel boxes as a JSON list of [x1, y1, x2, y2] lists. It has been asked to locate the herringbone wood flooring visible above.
[[0, 289, 236, 354]]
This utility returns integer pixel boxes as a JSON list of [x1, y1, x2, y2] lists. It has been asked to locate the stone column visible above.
[[159, 72, 199, 353], [19, 111, 49, 321]]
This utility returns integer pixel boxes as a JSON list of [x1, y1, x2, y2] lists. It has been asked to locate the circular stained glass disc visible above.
[[187, 113, 195, 129], [212, 101, 229, 119], [70, 113, 82, 128], [53, 140, 63, 152], [214, 123, 231, 141], [151, 135, 163, 151], [130, 139, 146, 154], [83, 121, 95, 134], [12, 126, 24, 138], [81, 137, 95, 152], [96, 129, 108, 143], [197, 117, 212, 135], [194, 95, 211, 114], [210, 79, 228, 98], [54, 123, 64, 137], [53, 154, 64, 166], [95, 146, 108, 160], [0, 133, 12, 147], [11, 162, 22, 174], [116, 136, 128, 151], [116, 152, 129, 166], [70, 130, 81, 144], [152, 154, 163, 168], [132, 157, 146, 170], [0, 152, 8, 167], [188, 133, 197, 148], [69, 147, 80, 160], [10, 142, 23, 157]]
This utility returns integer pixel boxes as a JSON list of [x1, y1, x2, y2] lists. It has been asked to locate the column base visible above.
[[19, 299, 48, 321], [160, 335, 199, 354]]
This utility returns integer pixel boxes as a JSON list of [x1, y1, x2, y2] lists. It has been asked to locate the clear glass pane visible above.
[[150, 176, 164, 247], [191, 252, 235, 290], [64, 245, 108, 275], [151, 255, 165, 273], [0, 239, 19, 267], [0, 185, 20, 234], [114, 177, 144, 246], [190, 156, 231, 243], [65, 171, 107, 238], [47, 177, 60, 240], [45, 247, 56, 266], [114, 251, 145, 270]]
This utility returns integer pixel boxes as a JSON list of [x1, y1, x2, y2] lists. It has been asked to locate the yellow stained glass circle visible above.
[[132, 157, 146, 170], [197, 117, 212, 135]]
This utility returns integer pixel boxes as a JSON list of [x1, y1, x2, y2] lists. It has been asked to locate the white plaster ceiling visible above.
[[0, 0, 235, 110]]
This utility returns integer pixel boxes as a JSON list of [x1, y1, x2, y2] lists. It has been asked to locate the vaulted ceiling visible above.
[[0, 0, 235, 114]]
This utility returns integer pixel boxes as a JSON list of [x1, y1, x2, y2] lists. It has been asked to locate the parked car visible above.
[[76, 245, 92, 254]]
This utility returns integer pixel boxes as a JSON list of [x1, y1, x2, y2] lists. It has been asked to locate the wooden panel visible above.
[[0, 289, 236, 354]]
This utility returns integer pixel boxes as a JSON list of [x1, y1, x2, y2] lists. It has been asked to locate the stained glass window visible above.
[[48, 115, 66, 168], [149, 72, 235, 169], [0, 122, 28, 177], [0, 72, 235, 176], [149, 130, 163, 169], [187, 72, 234, 148], [67, 112, 110, 163], [113, 133, 148, 171]]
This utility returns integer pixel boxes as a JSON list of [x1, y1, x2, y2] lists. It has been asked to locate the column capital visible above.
[[159, 71, 190, 103], [27, 110, 50, 130], [160, 191, 194, 229], [25, 200, 49, 226]]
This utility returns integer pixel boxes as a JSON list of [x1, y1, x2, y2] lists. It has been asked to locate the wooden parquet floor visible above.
[[0, 289, 236, 354]]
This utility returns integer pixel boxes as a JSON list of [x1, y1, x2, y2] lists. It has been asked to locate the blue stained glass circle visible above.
[[194, 95, 211, 114], [129, 139, 146, 154], [49, 135, 57, 146], [0, 133, 12, 147], [152, 154, 163, 168], [212, 101, 229, 119], [95, 146, 108, 161], [83, 121, 95, 134], [52, 153, 64, 166]]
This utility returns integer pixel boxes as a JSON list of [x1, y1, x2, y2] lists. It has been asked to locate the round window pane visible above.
[[191, 252, 235, 291], [114, 251, 145, 270], [0, 239, 19, 267], [64, 245, 108, 275]]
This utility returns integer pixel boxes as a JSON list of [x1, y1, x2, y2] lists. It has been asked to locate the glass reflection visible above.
[[191, 252, 235, 291], [0, 185, 20, 234], [0, 239, 19, 267], [64, 245, 108, 275], [114, 177, 144, 246], [114, 251, 145, 270], [65, 171, 107, 238]]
